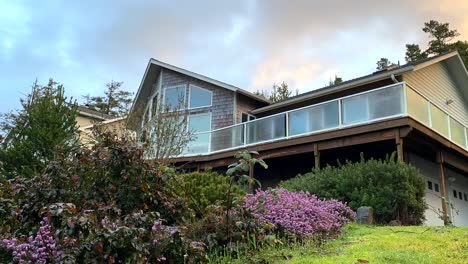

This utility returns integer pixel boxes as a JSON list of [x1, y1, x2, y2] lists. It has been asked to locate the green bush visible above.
[[280, 154, 426, 225], [168, 171, 246, 218], [0, 130, 206, 263]]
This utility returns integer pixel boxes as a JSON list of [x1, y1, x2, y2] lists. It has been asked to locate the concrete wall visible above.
[[403, 62, 468, 126]]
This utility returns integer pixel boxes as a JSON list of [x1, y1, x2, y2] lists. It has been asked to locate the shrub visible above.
[[0, 130, 206, 263], [168, 171, 246, 218], [243, 188, 355, 239], [280, 154, 426, 225], [186, 203, 275, 256]]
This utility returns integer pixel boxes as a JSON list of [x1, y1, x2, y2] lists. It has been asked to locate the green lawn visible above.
[[213, 224, 468, 264]]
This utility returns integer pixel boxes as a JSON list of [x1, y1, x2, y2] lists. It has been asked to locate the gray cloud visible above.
[[1, 0, 467, 113]]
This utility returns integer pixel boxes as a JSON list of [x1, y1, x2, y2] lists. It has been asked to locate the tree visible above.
[[422, 20, 460, 56], [254, 81, 297, 103], [376, 58, 396, 70], [450, 40, 468, 67], [328, 74, 343, 86], [0, 79, 79, 179], [404, 20, 467, 68], [405, 44, 427, 62], [83, 81, 132, 117], [139, 102, 194, 166]]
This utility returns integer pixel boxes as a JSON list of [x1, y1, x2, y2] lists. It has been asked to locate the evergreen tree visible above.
[[422, 20, 460, 56], [0, 79, 79, 179], [328, 74, 343, 86], [405, 44, 427, 62], [376, 58, 396, 70], [83, 81, 132, 116], [404, 20, 467, 68], [254, 81, 296, 103]]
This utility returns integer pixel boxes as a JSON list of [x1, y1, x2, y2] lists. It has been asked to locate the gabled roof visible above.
[[253, 51, 468, 114], [128, 59, 271, 121], [77, 106, 116, 121], [149, 59, 270, 103]]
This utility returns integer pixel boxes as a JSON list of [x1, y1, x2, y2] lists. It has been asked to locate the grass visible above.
[[211, 224, 468, 264]]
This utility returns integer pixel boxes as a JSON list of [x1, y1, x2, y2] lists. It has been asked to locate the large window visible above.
[[189, 85, 212, 109], [187, 113, 212, 153], [164, 85, 186, 110]]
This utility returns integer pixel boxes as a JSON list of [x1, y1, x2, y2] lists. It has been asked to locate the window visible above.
[[427, 181, 433, 190], [459, 192, 463, 200], [164, 85, 186, 110], [241, 113, 255, 123], [189, 85, 212, 109], [434, 183, 439, 193], [188, 113, 211, 133], [464, 193, 467, 202], [453, 190, 457, 198], [187, 113, 212, 154]]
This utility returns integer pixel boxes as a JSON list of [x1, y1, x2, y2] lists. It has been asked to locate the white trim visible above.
[[427, 99, 432, 128], [465, 127, 468, 149], [188, 84, 213, 110], [163, 84, 187, 110], [338, 99, 343, 128]]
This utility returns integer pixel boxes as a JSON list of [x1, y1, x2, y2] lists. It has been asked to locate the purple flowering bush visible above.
[[243, 188, 356, 238], [0, 131, 206, 263], [2, 218, 64, 264]]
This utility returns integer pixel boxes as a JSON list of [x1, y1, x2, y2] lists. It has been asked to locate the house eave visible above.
[[252, 66, 414, 114]]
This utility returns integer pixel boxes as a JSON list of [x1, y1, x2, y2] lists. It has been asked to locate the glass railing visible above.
[[405, 84, 468, 149], [184, 82, 467, 155]]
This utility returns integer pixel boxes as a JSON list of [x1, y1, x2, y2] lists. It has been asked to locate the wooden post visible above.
[[313, 143, 320, 169], [395, 129, 404, 162], [437, 152, 449, 225]]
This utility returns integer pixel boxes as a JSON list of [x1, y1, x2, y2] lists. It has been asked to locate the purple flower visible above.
[[242, 188, 356, 238]]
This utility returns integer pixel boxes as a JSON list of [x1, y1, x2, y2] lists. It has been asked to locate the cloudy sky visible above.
[[1, 0, 467, 113]]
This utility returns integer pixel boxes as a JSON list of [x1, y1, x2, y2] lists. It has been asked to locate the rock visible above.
[[356, 207, 373, 225], [388, 220, 402, 226]]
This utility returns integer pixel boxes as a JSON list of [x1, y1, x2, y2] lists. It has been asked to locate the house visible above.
[[77, 106, 127, 143], [128, 51, 468, 226]]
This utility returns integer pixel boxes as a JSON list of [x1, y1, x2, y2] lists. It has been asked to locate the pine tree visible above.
[[254, 81, 296, 103], [83, 81, 132, 116], [405, 44, 427, 62], [0, 79, 79, 179], [404, 20, 467, 68], [328, 75, 343, 86]]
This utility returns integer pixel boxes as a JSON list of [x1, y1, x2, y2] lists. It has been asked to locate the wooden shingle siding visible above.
[[159, 69, 235, 130], [235, 94, 265, 123], [403, 63, 468, 126]]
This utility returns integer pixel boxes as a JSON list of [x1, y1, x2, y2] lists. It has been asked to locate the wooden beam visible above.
[[395, 129, 404, 162], [314, 143, 320, 169], [442, 150, 468, 173], [407, 119, 468, 158], [436, 152, 449, 226]]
